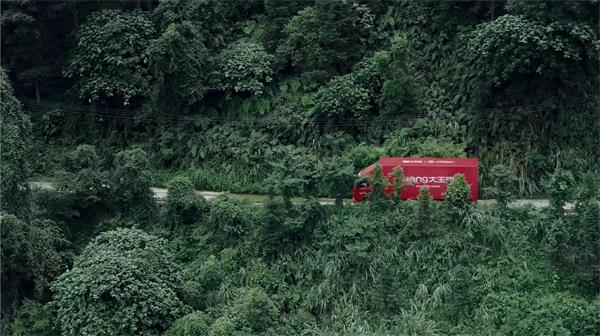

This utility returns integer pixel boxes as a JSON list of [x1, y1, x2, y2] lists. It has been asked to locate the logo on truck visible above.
[[406, 176, 454, 184]]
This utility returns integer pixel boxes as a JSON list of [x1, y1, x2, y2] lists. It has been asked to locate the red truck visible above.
[[352, 157, 479, 202]]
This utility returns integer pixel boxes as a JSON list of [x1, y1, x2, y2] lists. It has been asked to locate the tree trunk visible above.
[[34, 81, 40, 103]]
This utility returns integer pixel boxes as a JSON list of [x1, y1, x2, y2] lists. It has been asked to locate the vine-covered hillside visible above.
[[1, 1, 599, 335]]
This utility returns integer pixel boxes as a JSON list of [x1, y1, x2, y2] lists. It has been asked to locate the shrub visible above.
[[52, 228, 188, 336], [166, 177, 207, 232], [485, 164, 517, 208], [164, 311, 212, 336], [343, 144, 386, 169], [366, 163, 388, 201], [219, 41, 273, 96], [390, 166, 408, 199], [312, 74, 370, 121], [479, 291, 600, 336], [111, 148, 154, 209], [445, 174, 472, 211], [415, 187, 432, 238], [9, 300, 56, 336], [1, 214, 66, 315], [383, 134, 466, 158], [264, 147, 315, 206], [147, 22, 210, 113], [63, 144, 99, 173], [205, 196, 252, 245], [317, 156, 355, 205], [544, 168, 575, 216], [226, 287, 279, 333]]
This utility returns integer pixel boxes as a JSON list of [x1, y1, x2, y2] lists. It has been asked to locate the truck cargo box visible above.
[[352, 157, 479, 201]]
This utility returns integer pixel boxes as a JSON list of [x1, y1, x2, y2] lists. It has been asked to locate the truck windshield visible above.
[[356, 179, 369, 188]]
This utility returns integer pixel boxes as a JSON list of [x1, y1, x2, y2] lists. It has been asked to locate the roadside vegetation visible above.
[[1, 0, 599, 335]]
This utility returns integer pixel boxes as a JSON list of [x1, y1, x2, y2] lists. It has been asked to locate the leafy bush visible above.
[[317, 155, 356, 205], [414, 187, 432, 238], [366, 163, 387, 202], [264, 147, 316, 205], [219, 41, 273, 96], [343, 144, 386, 170], [276, 1, 374, 76], [111, 148, 154, 209], [1, 214, 67, 315], [223, 287, 279, 333], [485, 164, 517, 208], [164, 311, 212, 336], [9, 300, 56, 336], [63, 144, 99, 173], [544, 168, 575, 215], [384, 135, 466, 158], [312, 74, 370, 120], [444, 174, 472, 210], [166, 177, 207, 231], [52, 228, 188, 336], [204, 196, 252, 245], [479, 291, 600, 336]]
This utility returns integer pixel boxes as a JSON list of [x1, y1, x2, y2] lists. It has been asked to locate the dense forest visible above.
[[1, 0, 599, 335]]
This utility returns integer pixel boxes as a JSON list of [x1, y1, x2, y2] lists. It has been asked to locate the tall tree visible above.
[[147, 21, 211, 114], [64, 9, 155, 106], [276, 0, 375, 82], [52, 228, 188, 336], [0, 70, 31, 218]]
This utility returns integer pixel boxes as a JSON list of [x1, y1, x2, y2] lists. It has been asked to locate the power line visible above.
[[18, 96, 598, 128]]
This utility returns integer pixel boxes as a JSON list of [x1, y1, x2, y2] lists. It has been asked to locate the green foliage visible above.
[[0, 214, 67, 319], [111, 148, 154, 209], [5, 2, 600, 334], [63, 144, 99, 173], [485, 164, 517, 208], [223, 287, 279, 333], [264, 147, 315, 206], [383, 129, 466, 158], [444, 173, 472, 218], [219, 41, 273, 96], [52, 228, 188, 336], [64, 10, 155, 105], [276, 0, 375, 77], [147, 21, 211, 113], [343, 144, 386, 169], [414, 187, 432, 238], [166, 177, 207, 231], [204, 196, 252, 245], [479, 291, 600, 335], [366, 163, 387, 202], [312, 74, 370, 120], [461, 12, 599, 141], [317, 155, 356, 205], [164, 311, 212, 336], [544, 169, 575, 216], [505, 0, 599, 24], [0, 71, 31, 218], [379, 36, 415, 115], [153, 0, 228, 49], [9, 300, 56, 336], [390, 166, 408, 199]]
